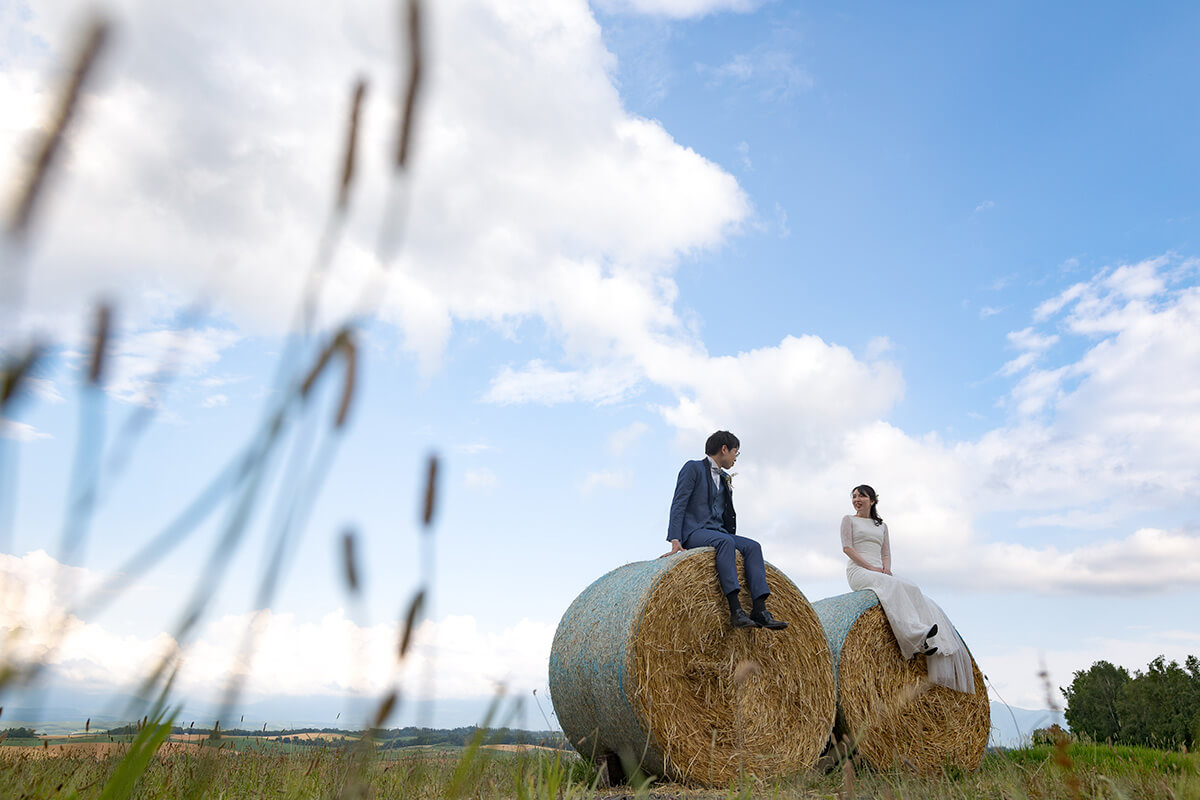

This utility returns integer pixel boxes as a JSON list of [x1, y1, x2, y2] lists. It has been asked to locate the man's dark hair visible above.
[[705, 430, 740, 456]]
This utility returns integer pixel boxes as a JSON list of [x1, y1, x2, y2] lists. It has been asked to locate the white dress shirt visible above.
[[705, 456, 724, 489]]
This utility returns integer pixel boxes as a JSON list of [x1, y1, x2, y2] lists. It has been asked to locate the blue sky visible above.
[[2, 0, 1199, 734]]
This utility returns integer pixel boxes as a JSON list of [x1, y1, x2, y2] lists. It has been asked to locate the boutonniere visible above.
[[725, 472, 737, 489]]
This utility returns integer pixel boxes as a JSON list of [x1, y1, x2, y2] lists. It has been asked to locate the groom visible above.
[[664, 431, 787, 630]]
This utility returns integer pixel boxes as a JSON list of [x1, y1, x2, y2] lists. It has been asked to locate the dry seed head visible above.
[[374, 691, 397, 728], [337, 80, 367, 211], [333, 331, 356, 428], [342, 529, 359, 592], [732, 659, 760, 686], [299, 328, 357, 429], [399, 589, 425, 658], [421, 455, 438, 526], [7, 18, 110, 237], [1, 343, 42, 409], [395, 0, 423, 170], [88, 304, 111, 385]]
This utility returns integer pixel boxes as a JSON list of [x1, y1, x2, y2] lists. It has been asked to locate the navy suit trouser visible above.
[[683, 528, 770, 599]]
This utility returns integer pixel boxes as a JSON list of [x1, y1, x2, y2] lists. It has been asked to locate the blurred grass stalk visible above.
[[0, 1, 439, 797]]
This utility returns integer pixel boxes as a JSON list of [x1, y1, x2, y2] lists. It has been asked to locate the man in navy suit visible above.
[[663, 430, 787, 630]]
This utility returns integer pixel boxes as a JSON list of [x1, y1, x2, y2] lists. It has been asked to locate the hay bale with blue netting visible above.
[[548, 548, 836, 786], [812, 590, 990, 773]]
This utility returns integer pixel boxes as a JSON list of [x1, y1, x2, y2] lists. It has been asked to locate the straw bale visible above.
[[549, 548, 835, 786], [813, 590, 990, 773]]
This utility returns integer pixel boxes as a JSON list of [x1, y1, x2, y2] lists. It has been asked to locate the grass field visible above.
[[2, 739, 1199, 799]]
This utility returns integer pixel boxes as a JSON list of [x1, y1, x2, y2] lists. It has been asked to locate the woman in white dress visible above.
[[840, 484, 975, 694]]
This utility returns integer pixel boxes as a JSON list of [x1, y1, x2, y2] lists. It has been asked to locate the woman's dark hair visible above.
[[705, 430, 740, 455], [853, 484, 883, 526]]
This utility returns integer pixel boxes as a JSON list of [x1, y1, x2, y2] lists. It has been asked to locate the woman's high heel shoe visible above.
[[915, 624, 939, 657]]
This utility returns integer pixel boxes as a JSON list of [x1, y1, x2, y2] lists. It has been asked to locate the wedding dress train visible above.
[[841, 515, 975, 694]]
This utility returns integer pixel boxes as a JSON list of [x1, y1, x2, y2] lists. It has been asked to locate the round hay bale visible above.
[[812, 590, 990, 773], [549, 548, 835, 786]]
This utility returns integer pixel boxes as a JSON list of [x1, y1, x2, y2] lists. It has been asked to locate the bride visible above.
[[840, 485, 975, 694]]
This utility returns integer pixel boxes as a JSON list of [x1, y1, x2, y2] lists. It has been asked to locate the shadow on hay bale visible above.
[[812, 590, 990, 774], [548, 548, 835, 786]]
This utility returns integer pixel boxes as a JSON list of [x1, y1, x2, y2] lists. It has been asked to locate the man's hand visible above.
[[660, 539, 683, 558]]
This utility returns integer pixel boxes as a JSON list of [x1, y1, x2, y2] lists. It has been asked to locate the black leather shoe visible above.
[[730, 608, 759, 629], [927, 624, 938, 639], [750, 610, 788, 630], [921, 646, 938, 657]]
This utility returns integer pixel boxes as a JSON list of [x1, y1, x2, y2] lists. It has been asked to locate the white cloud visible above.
[[999, 351, 1038, 377], [485, 360, 641, 405], [8, 4, 1200, 605], [199, 375, 245, 389], [4, 0, 750, 376], [606, 421, 649, 455], [864, 335, 894, 360], [592, 0, 765, 18], [772, 202, 790, 239], [1017, 509, 1121, 530], [0, 418, 52, 441], [735, 140, 752, 170], [1034, 283, 1088, 321], [979, 305, 1002, 319], [0, 551, 553, 701], [464, 467, 498, 489], [697, 49, 813, 102], [658, 335, 905, 465], [617, 255, 1200, 598], [202, 393, 228, 408], [580, 469, 632, 494], [975, 200, 995, 213], [974, 528, 1200, 594], [23, 377, 65, 403], [1007, 326, 1059, 353], [99, 326, 243, 407]]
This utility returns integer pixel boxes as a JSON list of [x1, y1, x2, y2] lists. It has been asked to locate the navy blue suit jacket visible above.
[[667, 458, 736, 543]]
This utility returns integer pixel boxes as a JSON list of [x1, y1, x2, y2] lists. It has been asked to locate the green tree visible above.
[[1062, 660, 1130, 742], [1115, 655, 1200, 749], [1, 727, 38, 739], [1031, 723, 1068, 746]]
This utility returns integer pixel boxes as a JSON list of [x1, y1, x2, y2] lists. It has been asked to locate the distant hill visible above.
[[7, 693, 1064, 749], [989, 702, 1067, 747]]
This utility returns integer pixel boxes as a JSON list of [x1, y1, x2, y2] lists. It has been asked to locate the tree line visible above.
[[0, 727, 39, 739], [1062, 655, 1200, 749]]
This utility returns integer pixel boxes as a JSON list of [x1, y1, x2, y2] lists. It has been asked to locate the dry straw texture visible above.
[[549, 548, 835, 786], [813, 590, 990, 774]]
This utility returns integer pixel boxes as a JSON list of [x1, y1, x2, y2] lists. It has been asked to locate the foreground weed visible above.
[[95, 710, 174, 800]]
